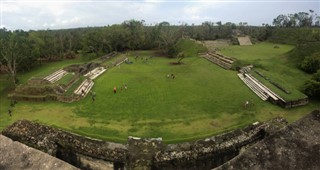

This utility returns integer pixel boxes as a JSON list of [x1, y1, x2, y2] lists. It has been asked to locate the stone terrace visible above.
[[74, 79, 94, 97], [44, 69, 68, 83], [0, 135, 78, 170], [237, 36, 252, 46], [201, 52, 235, 70], [84, 67, 107, 80]]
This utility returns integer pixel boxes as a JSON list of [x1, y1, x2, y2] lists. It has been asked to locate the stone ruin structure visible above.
[[1, 110, 319, 169], [237, 36, 252, 46], [238, 66, 309, 108], [1, 115, 288, 169], [0, 135, 78, 170], [8, 52, 124, 103], [215, 109, 320, 170], [200, 52, 236, 70]]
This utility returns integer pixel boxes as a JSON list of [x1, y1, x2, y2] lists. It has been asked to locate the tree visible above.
[[301, 52, 320, 73], [122, 19, 146, 50], [0, 29, 36, 86], [273, 11, 318, 28], [108, 24, 130, 51], [155, 21, 180, 55], [287, 14, 297, 27], [296, 12, 312, 27], [315, 16, 320, 27], [304, 70, 320, 99], [273, 14, 289, 27], [177, 51, 185, 64]]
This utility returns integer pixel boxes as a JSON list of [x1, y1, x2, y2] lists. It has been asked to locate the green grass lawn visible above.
[[0, 46, 319, 144]]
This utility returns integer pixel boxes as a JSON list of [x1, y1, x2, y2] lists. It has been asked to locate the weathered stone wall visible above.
[[0, 135, 79, 170], [214, 110, 320, 170], [99, 51, 117, 62], [9, 93, 58, 102], [27, 77, 51, 85], [1, 118, 287, 170], [1, 120, 127, 170], [153, 124, 267, 170]]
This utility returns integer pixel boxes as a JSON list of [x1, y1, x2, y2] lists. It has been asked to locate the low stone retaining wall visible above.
[[2, 118, 286, 169], [214, 110, 320, 170], [0, 135, 78, 170], [2, 120, 127, 169]]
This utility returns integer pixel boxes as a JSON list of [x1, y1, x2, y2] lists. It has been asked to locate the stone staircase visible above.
[[84, 67, 107, 80], [44, 69, 68, 83], [238, 73, 268, 101], [74, 79, 94, 97], [238, 73, 285, 102], [201, 52, 235, 70]]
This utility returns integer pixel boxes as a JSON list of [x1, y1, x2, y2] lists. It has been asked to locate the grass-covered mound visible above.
[[173, 39, 207, 58]]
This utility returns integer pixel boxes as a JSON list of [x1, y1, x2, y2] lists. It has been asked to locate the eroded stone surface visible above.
[[214, 110, 320, 170], [0, 115, 296, 170], [0, 135, 78, 170]]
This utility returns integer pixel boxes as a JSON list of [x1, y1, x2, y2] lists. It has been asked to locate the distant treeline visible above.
[[1, 11, 320, 88], [0, 20, 272, 76]]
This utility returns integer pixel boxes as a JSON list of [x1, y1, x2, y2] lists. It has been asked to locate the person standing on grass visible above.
[[114, 86, 117, 94], [91, 91, 96, 102], [10, 100, 15, 107], [8, 107, 12, 116], [124, 84, 127, 90]]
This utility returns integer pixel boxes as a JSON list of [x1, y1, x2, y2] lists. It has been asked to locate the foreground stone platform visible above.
[[0, 135, 78, 170], [215, 109, 320, 170], [1, 110, 319, 169]]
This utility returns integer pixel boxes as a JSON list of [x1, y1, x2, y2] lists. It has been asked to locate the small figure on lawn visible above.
[[114, 86, 117, 94], [91, 91, 96, 102], [171, 74, 175, 79], [244, 100, 250, 109], [124, 84, 127, 90], [10, 100, 15, 107], [167, 74, 170, 78], [8, 107, 12, 116]]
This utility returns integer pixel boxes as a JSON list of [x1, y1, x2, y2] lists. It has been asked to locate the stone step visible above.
[[44, 69, 64, 80], [49, 71, 68, 83], [203, 55, 232, 69], [44, 69, 67, 83], [74, 79, 94, 97], [243, 77, 268, 100], [238, 74, 268, 101], [84, 67, 107, 80], [246, 74, 283, 101]]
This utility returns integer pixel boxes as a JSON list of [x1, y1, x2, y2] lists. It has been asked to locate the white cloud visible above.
[[1, 0, 319, 30]]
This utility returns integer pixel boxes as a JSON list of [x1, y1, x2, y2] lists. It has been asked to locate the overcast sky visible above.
[[1, 0, 319, 30]]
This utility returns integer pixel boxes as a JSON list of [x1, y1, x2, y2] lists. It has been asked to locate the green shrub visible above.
[[301, 52, 320, 74], [288, 41, 320, 65], [303, 70, 320, 99]]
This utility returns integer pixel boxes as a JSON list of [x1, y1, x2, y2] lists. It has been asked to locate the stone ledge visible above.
[[214, 110, 320, 170], [0, 135, 78, 170]]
